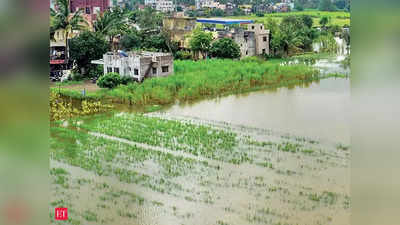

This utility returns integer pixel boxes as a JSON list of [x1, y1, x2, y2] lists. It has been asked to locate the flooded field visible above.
[[164, 77, 349, 143], [50, 113, 350, 225]]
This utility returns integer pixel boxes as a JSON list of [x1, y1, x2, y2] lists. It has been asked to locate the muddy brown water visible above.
[[164, 77, 349, 144]]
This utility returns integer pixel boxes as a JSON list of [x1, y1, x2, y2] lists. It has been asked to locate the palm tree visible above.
[[93, 7, 129, 51], [50, 0, 87, 59]]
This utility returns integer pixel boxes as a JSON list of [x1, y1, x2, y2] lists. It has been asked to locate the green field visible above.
[[229, 10, 350, 27], [52, 57, 322, 106]]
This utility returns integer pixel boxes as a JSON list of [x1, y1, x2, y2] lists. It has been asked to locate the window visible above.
[[251, 26, 255, 29], [107, 67, 112, 73], [134, 69, 139, 75], [246, 50, 248, 55], [262, 49, 266, 54], [114, 67, 119, 74], [152, 67, 157, 75], [263, 36, 267, 42], [162, 66, 169, 73], [86, 7, 91, 14]]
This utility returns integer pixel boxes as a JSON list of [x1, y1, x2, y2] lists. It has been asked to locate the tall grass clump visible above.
[[56, 59, 319, 106]]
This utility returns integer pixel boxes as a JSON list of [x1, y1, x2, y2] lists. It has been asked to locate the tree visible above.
[[294, 1, 304, 11], [210, 38, 241, 59], [267, 16, 316, 57], [50, 0, 88, 58], [334, 0, 346, 10], [319, 16, 330, 28], [189, 29, 213, 59], [319, 0, 336, 11], [301, 15, 313, 28], [94, 7, 131, 50], [120, 30, 141, 51], [69, 31, 109, 76]]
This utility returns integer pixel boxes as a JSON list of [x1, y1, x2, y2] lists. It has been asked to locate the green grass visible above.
[[54, 80, 84, 87], [52, 58, 320, 107], [229, 10, 350, 27]]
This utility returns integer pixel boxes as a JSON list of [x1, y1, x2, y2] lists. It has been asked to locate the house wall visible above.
[[232, 29, 256, 58], [247, 24, 270, 55], [70, 0, 110, 19], [103, 53, 174, 81], [163, 17, 197, 49]]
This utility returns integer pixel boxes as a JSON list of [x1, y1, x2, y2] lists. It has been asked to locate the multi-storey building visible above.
[[145, 0, 175, 12], [70, 0, 110, 19], [197, 18, 270, 58]]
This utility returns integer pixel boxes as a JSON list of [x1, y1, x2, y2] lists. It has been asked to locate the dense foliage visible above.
[[189, 29, 213, 59], [97, 73, 122, 89], [210, 38, 241, 59], [267, 15, 318, 57], [69, 31, 109, 76]]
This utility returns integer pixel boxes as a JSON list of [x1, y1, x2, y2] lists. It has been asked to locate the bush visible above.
[[121, 76, 134, 85], [97, 73, 122, 89], [87, 65, 104, 79]]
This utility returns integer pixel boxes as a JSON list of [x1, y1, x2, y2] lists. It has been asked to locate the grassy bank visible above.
[[229, 10, 350, 27], [52, 57, 321, 106]]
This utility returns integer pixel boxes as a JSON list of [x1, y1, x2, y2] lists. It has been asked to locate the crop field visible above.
[[50, 112, 350, 225], [229, 11, 350, 27]]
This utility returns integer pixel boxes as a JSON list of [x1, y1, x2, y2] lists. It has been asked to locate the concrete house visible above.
[[93, 51, 174, 82], [163, 17, 197, 49]]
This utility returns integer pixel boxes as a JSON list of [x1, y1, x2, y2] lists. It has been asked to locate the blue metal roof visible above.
[[196, 18, 253, 25]]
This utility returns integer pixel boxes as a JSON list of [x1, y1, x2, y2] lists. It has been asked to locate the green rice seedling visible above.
[[82, 210, 98, 222]]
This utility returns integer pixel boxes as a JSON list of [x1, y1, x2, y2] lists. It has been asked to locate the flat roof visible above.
[[196, 18, 253, 25]]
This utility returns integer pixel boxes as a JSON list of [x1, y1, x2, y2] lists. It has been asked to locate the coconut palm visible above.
[[93, 7, 130, 51], [50, 0, 87, 58]]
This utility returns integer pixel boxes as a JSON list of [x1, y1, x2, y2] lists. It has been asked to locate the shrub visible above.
[[121, 76, 134, 85], [87, 65, 104, 79], [97, 72, 122, 89]]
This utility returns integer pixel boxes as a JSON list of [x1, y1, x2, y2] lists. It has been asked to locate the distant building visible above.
[[93, 51, 174, 82], [238, 5, 252, 15], [145, 0, 175, 12], [163, 17, 197, 49], [70, 0, 110, 20], [195, 0, 225, 10], [197, 18, 270, 58]]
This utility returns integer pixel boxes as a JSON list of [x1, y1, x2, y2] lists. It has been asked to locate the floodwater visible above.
[[50, 113, 350, 225], [164, 76, 350, 144]]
